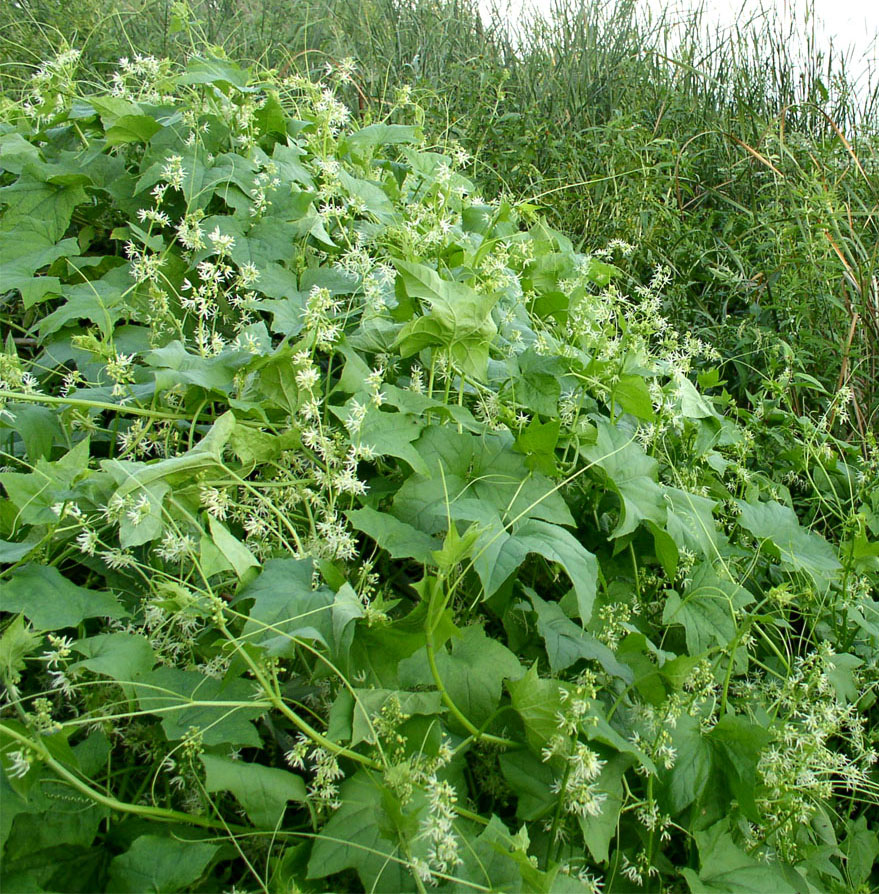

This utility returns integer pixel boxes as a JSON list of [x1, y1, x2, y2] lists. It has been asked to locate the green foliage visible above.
[[0, 43, 876, 894]]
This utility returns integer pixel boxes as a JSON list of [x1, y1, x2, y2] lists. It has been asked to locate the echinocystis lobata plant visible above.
[[0, 45, 877, 894]]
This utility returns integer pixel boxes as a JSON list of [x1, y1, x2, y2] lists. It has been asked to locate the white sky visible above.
[[658, 0, 877, 66], [484, 0, 878, 93]]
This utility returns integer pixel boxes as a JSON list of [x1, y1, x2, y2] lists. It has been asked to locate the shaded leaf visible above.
[[661, 563, 754, 654], [0, 174, 86, 242], [107, 834, 219, 894], [238, 558, 334, 657], [346, 507, 440, 564], [201, 754, 307, 828], [528, 590, 631, 679], [2, 565, 126, 630], [131, 667, 265, 746], [737, 499, 841, 590], [0, 436, 91, 525], [70, 633, 154, 686], [398, 624, 523, 725], [346, 123, 421, 151], [307, 771, 412, 891], [665, 487, 723, 561], [581, 421, 666, 537], [683, 819, 796, 893]]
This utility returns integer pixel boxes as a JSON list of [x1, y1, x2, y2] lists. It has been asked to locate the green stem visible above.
[[720, 628, 745, 715], [220, 465, 305, 553], [0, 722, 245, 833], [629, 542, 641, 599], [216, 618, 381, 770], [424, 630, 517, 750], [545, 755, 572, 869], [0, 390, 205, 422]]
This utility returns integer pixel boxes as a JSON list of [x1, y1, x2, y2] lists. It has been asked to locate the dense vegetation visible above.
[[0, 2, 877, 892]]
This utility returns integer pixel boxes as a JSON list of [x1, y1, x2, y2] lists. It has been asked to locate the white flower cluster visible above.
[[285, 735, 344, 810], [110, 54, 169, 103], [753, 644, 876, 861], [419, 776, 462, 880], [24, 48, 81, 121]]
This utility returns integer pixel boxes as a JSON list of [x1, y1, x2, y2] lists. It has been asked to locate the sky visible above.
[[655, 0, 877, 67], [482, 0, 878, 96]]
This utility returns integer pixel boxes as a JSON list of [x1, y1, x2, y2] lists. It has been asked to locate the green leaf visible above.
[[825, 652, 863, 703], [346, 123, 421, 151], [3, 798, 107, 872], [2, 565, 126, 630], [347, 689, 444, 746], [649, 521, 679, 579], [229, 424, 281, 466], [114, 478, 169, 549], [674, 373, 717, 419], [208, 517, 260, 580], [70, 633, 154, 687], [517, 520, 598, 620], [0, 768, 38, 849], [661, 563, 754, 654], [578, 755, 628, 864], [338, 168, 397, 224], [514, 417, 560, 475], [131, 667, 265, 746], [0, 133, 41, 175], [581, 421, 666, 537], [510, 349, 563, 417], [107, 834, 219, 893], [613, 374, 656, 421], [176, 56, 250, 90], [253, 92, 287, 136], [459, 814, 578, 893], [0, 616, 42, 690], [104, 115, 162, 145], [346, 507, 440, 564], [395, 259, 498, 380], [399, 625, 523, 725], [736, 499, 841, 590], [659, 713, 712, 814], [0, 230, 77, 308], [38, 265, 134, 339], [144, 341, 252, 394], [0, 533, 42, 564], [333, 401, 429, 475], [201, 754, 307, 828], [238, 558, 334, 656], [330, 584, 365, 672], [527, 590, 631, 679], [0, 436, 91, 525], [665, 487, 723, 560], [348, 603, 457, 687], [582, 256, 618, 287], [841, 815, 879, 888], [499, 750, 555, 820], [86, 94, 144, 123], [271, 142, 315, 188], [307, 770, 413, 891], [470, 515, 597, 617], [508, 664, 564, 752], [0, 174, 87, 242], [394, 427, 573, 536], [1, 404, 62, 462], [708, 715, 770, 821], [102, 412, 235, 503], [683, 819, 796, 893]]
